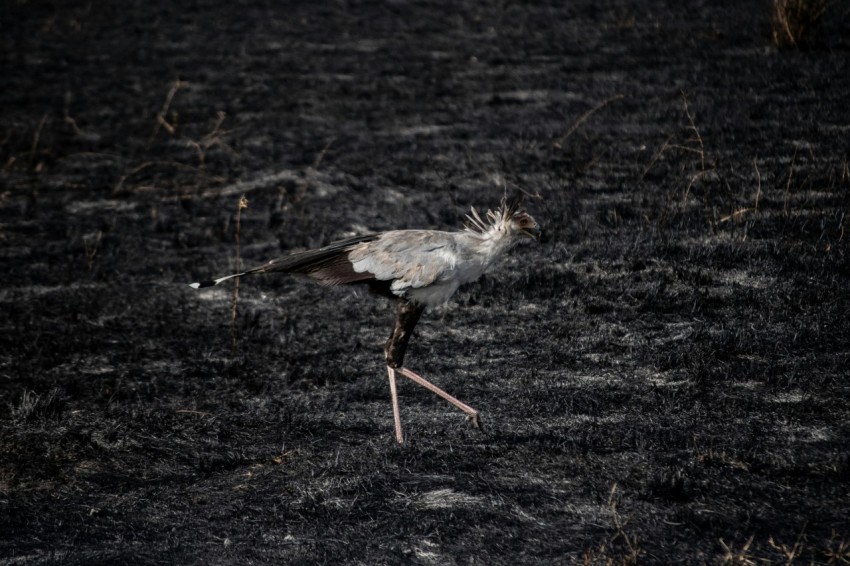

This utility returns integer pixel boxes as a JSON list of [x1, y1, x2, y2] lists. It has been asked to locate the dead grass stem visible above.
[[29, 113, 49, 169], [113, 160, 201, 193], [184, 110, 239, 170], [63, 92, 83, 137], [294, 137, 335, 203], [148, 80, 189, 147], [582, 484, 642, 565], [83, 230, 103, 277], [553, 93, 625, 149], [652, 93, 718, 227], [680, 92, 708, 204], [768, 527, 807, 565], [824, 530, 850, 564], [719, 157, 762, 224], [783, 148, 798, 218], [720, 534, 756, 565], [771, 0, 829, 48], [230, 195, 249, 356]]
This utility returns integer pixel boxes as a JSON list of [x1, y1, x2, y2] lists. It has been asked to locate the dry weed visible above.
[[582, 484, 642, 565], [771, 0, 829, 47], [230, 195, 249, 356]]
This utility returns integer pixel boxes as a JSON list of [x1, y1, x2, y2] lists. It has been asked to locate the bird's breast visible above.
[[405, 280, 461, 308]]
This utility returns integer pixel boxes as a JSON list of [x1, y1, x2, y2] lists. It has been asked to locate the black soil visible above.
[[2, 2, 849, 564]]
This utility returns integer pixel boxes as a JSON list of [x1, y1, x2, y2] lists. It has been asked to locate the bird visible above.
[[190, 193, 541, 443]]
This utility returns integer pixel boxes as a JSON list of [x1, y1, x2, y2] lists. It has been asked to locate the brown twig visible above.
[[63, 93, 83, 137], [293, 137, 336, 203], [679, 93, 718, 228], [29, 113, 49, 169], [681, 93, 706, 175], [783, 148, 798, 218], [148, 80, 189, 146], [83, 230, 103, 277], [721, 158, 763, 224], [682, 169, 713, 203], [718, 208, 754, 223], [553, 93, 625, 148], [185, 110, 238, 169], [640, 134, 673, 180], [771, 0, 828, 48], [113, 160, 200, 193], [230, 195, 249, 356], [753, 157, 762, 211], [607, 484, 642, 564]]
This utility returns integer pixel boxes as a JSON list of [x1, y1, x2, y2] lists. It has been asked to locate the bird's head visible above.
[[465, 191, 542, 243], [503, 192, 542, 241]]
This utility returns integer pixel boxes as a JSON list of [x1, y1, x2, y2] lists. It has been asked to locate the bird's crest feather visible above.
[[464, 191, 524, 235]]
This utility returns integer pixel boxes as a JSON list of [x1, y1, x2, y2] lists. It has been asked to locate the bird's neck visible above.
[[471, 224, 517, 263]]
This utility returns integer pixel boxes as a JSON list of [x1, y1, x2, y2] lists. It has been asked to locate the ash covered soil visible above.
[[2, 1, 850, 564]]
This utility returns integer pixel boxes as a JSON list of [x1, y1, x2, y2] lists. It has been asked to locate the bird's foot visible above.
[[468, 412, 483, 431]]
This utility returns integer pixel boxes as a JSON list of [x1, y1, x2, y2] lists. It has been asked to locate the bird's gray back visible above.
[[348, 230, 486, 305]]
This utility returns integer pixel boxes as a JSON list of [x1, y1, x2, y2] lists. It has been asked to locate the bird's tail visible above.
[[189, 233, 379, 289], [189, 266, 264, 289]]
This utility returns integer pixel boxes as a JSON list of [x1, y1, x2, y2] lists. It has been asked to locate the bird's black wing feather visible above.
[[190, 233, 380, 288], [245, 234, 380, 276]]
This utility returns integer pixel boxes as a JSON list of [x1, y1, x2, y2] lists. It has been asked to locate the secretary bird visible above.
[[190, 194, 540, 443]]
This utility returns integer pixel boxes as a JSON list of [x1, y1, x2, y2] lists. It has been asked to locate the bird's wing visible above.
[[190, 233, 379, 288], [348, 230, 462, 292], [191, 229, 468, 294]]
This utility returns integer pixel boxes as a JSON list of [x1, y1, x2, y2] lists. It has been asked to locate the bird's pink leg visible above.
[[386, 366, 405, 444], [395, 366, 481, 429], [383, 300, 481, 440]]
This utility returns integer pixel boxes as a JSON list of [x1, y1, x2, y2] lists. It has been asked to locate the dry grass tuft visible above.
[[582, 484, 642, 565], [824, 531, 850, 564], [720, 534, 756, 565], [771, 0, 829, 48]]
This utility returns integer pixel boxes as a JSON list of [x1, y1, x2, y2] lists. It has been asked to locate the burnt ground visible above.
[[2, 1, 850, 564]]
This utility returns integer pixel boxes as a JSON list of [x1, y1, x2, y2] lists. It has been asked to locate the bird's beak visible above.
[[522, 223, 542, 240]]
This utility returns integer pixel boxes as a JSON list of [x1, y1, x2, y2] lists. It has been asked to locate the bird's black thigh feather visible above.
[[385, 301, 425, 368]]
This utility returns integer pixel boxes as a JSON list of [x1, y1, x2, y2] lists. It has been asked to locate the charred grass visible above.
[[2, 1, 849, 564]]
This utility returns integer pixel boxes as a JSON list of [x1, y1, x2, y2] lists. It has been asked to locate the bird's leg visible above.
[[394, 366, 481, 429], [385, 300, 424, 369], [384, 300, 424, 444], [384, 300, 481, 441], [386, 366, 404, 444]]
